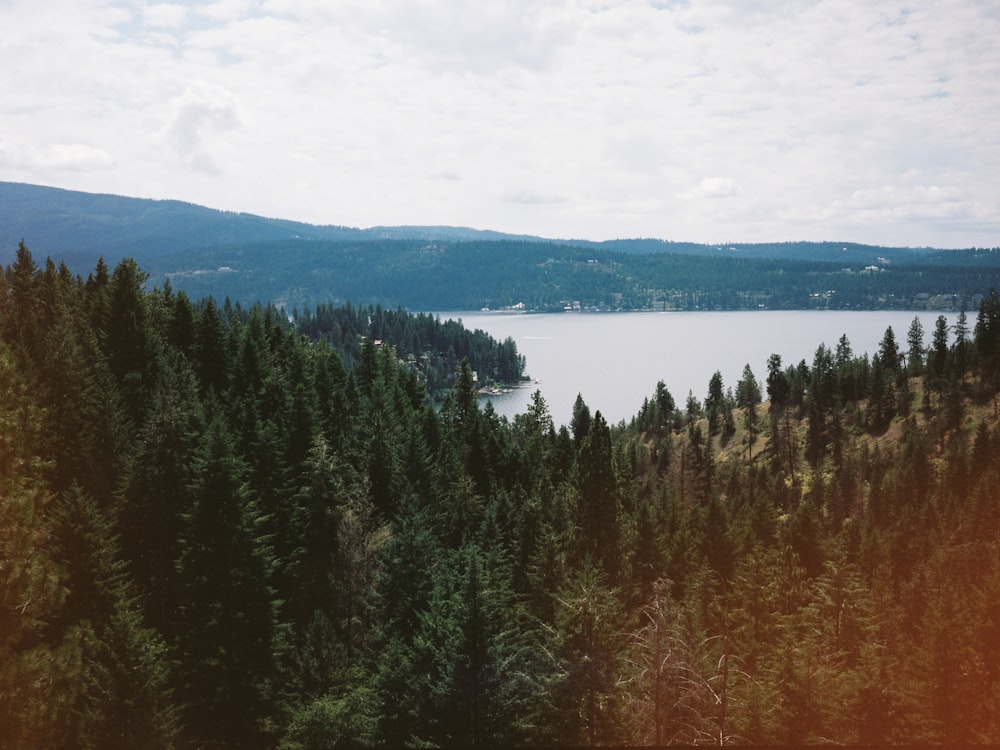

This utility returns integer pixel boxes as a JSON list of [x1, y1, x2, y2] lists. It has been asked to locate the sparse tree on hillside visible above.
[[705, 371, 725, 436], [906, 316, 925, 376], [736, 364, 762, 461]]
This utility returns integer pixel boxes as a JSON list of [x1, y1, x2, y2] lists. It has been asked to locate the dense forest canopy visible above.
[[4, 240, 1000, 747], [291, 302, 526, 398]]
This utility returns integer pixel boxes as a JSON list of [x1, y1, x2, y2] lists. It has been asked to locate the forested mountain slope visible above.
[[147, 238, 996, 312], [3, 182, 998, 312], [3, 243, 1000, 746], [0, 182, 540, 266]]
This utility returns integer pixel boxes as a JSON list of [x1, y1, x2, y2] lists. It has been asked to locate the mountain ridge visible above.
[[2, 181, 985, 266], [3, 181, 998, 312], [0, 181, 550, 264]]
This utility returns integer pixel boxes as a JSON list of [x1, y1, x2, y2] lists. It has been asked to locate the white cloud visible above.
[[1, 0, 998, 246], [679, 177, 742, 200], [198, 0, 261, 24], [161, 82, 243, 174], [502, 189, 567, 205], [0, 141, 114, 172], [260, 0, 576, 73], [43, 144, 116, 171], [142, 3, 189, 29], [828, 184, 978, 223]]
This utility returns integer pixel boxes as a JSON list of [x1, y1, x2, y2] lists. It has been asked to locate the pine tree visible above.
[[953, 309, 971, 382], [3, 241, 41, 363], [867, 354, 897, 433], [705, 371, 725, 436], [405, 545, 547, 746], [105, 258, 159, 429], [906, 315, 925, 376], [571, 393, 592, 446], [736, 363, 761, 461], [118, 361, 203, 636], [548, 561, 628, 746], [653, 379, 676, 432], [576, 411, 619, 574], [49, 485, 178, 749], [928, 314, 950, 397], [976, 289, 1000, 406], [0, 343, 80, 749], [26, 257, 125, 500], [766, 353, 795, 476], [194, 297, 230, 397], [625, 579, 711, 745], [173, 417, 278, 749], [878, 325, 902, 376]]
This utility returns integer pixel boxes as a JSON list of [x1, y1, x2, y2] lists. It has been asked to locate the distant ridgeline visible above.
[[147, 239, 999, 313], [2, 181, 999, 312]]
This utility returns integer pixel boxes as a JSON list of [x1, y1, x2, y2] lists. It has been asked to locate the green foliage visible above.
[[5, 244, 1000, 746], [548, 561, 628, 746], [49, 485, 178, 749], [280, 686, 378, 750], [0, 342, 78, 749], [173, 416, 278, 748], [296, 303, 526, 398]]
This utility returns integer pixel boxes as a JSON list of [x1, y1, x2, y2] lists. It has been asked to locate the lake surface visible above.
[[440, 310, 962, 427]]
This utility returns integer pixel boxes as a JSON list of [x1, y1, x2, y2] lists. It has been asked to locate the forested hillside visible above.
[[0, 182, 538, 267], [4, 242, 1000, 747], [149, 238, 996, 313], [4, 182, 999, 313]]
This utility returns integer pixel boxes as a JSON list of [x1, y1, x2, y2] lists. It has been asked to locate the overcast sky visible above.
[[2, 0, 999, 247]]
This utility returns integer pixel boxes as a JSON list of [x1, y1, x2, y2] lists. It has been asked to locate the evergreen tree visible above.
[[953, 309, 970, 382], [118, 363, 202, 636], [372, 497, 442, 746], [194, 297, 230, 397], [30, 262, 125, 500], [173, 417, 278, 749], [906, 315, 925, 376], [878, 325, 902, 377], [576, 411, 619, 574], [3, 240, 41, 363], [105, 258, 159, 429], [976, 289, 1000, 404], [736, 363, 761, 461], [928, 315, 950, 398], [685, 389, 702, 424], [653, 379, 676, 431], [570, 392, 592, 447], [806, 345, 837, 465], [411, 546, 547, 746], [867, 354, 897, 432], [624, 580, 708, 745], [548, 561, 628, 746], [83, 257, 111, 341], [0, 343, 80, 749], [705, 371, 725, 436], [49, 485, 178, 749]]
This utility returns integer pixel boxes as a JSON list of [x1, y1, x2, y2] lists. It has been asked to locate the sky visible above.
[[2, 0, 999, 248]]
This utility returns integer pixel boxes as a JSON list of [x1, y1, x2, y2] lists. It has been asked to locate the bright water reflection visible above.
[[441, 310, 962, 427]]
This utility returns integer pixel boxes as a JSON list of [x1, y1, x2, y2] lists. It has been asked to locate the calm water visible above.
[[441, 310, 962, 427]]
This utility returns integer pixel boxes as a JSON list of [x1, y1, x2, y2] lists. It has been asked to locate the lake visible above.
[[440, 310, 963, 427]]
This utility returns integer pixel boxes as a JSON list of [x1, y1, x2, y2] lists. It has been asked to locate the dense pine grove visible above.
[[4, 241, 1000, 747]]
